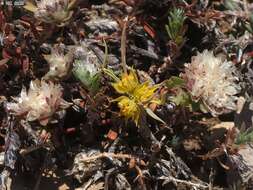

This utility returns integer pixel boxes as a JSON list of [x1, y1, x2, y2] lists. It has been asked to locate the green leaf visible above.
[[165, 8, 186, 45], [199, 102, 209, 114], [171, 135, 180, 147], [89, 73, 101, 94], [169, 88, 201, 112], [145, 107, 166, 124], [102, 68, 120, 82], [102, 38, 109, 69], [73, 65, 100, 94], [166, 76, 185, 89], [235, 128, 253, 145], [224, 0, 241, 11], [190, 101, 200, 112], [171, 89, 191, 106]]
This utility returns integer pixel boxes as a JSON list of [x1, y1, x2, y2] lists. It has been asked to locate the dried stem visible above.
[[79, 152, 133, 162], [33, 151, 50, 190], [121, 17, 128, 73], [135, 165, 147, 190], [159, 176, 210, 190], [80, 152, 148, 189], [19, 145, 44, 156]]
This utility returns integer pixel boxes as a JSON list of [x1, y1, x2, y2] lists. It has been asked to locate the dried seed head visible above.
[[182, 50, 241, 116]]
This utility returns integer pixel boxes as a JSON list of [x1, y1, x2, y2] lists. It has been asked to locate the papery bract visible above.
[[182, 50, 241, 116]]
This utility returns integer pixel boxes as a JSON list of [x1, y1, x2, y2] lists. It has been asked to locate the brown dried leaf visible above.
[[58, 184, 70, 190], [0, 58, 9, 71]]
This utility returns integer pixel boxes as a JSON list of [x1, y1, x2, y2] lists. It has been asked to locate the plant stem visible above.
[[121, 18, 128, 74]]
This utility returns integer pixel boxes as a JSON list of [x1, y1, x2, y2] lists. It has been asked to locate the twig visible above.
[[135, 165, 147, 190], [33, 151, 50, 190], [208, 168, 215, 190], [159, 176, 209, 189], [120, 17, 128, 73], [19, 145, 45, 156], [80, 152, 150, 189], [79, 152, 133, 162]]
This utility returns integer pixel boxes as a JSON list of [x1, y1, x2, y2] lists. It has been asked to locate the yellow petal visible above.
[[112, 96, 128, 102], [150, 99, 162, 105], [116, 96, 140, 125], [133, 82, 159, 103], [23, 1, 37, 13], [112, 69, 140, 94], [112, 82, 129, 94]]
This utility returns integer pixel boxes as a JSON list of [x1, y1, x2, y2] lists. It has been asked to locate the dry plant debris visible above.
[[1, 0, 253, 189]]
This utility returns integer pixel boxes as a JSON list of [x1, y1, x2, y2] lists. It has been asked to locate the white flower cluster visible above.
[[44, 49, 73, 80], [35, 0, 74, 25], [182, 50, 241, 116], [7, 81, 69, 125]]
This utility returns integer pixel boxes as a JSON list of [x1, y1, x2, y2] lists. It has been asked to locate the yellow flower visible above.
[[116, 96, 140, 125], [112, 69, 160, 125], [112, 69, 139, 94]]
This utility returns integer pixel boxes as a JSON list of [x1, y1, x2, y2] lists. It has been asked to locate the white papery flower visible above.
[[182, 50, 241, 116], [36, 0, 73, 25], [24, 0, 77, 26], [43, 48, 73, 80], [7, 80, 69, 125]]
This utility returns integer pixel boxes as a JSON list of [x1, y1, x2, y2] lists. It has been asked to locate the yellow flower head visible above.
[[112, 69, 139, 94], [112, 69, 160, 125], [116, 96, 140, 125]]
